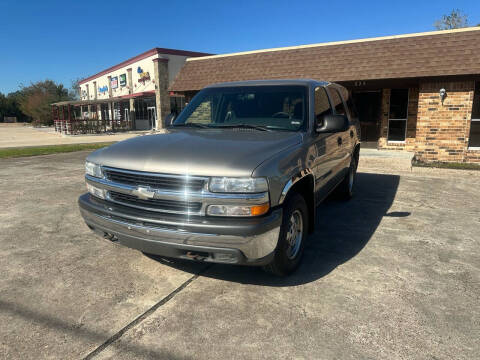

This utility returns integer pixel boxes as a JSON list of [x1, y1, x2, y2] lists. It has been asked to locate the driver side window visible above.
[[314, 87, 332, 126]]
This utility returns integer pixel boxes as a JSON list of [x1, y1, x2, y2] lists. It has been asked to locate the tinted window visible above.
[[330, 88, 346, 115], [389, 89, 409, 119], [469, 82, 480, 147], [314, 87, 332, 123], [388, 120, 407, 141], [175, 86, 307, 131], [346, 92, 358, 119], [472, 82, 480, 119]]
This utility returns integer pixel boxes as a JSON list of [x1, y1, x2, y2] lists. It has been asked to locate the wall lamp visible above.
[[439, 88, 447, 104]]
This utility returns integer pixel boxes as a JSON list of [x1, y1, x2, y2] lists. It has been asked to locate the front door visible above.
[[147, 106, 156, 129], [353, 91, 382, 146]]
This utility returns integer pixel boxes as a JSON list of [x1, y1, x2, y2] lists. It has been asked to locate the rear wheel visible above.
[[336, 156, 357, 200], [263, 193, 308, 276]]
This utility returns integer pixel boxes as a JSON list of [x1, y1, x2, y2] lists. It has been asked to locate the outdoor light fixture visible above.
[[439, 88, 447, 104]]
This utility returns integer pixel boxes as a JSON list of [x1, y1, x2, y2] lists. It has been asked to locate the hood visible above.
[[88, 128, 303, 177]]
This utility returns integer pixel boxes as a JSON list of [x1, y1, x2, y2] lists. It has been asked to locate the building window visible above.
[[388, 89, 409, 142], [469, 82, 480, 149]]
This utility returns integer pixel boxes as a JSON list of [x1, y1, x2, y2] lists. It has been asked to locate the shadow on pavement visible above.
[[150, 172, 402, 286]]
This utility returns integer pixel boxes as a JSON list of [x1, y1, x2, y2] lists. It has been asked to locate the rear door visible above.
[[326, 86, 351, 182], [309, 86, 336, 202]]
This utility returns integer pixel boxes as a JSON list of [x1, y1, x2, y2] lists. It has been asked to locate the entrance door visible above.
[[124, 108, 130, 121], [353, 91, 382, 146], [147, 106, 156, 129]]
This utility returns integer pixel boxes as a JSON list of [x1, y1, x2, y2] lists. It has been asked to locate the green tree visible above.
[[18, 80, 73, 126], [70, 77, 82, 100], [0, 91, 28, 122], [434, 9, 469, 30]]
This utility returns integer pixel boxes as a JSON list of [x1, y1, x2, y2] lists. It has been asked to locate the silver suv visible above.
[[79, 80, 360, 275]]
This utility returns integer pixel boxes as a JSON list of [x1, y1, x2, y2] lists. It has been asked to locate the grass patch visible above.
[[0, 142, 115, 159], [413, 160, 480, 171]]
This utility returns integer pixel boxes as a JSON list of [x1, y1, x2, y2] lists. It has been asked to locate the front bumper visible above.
[[78, 194, 282, 265]]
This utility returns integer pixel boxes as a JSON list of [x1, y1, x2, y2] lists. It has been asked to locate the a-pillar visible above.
[[127, 68, 135, 128], [153, 57, 171, 130]]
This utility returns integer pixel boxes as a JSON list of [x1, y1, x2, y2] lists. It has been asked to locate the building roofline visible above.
[[78, 47, 212, 85], [187, 27, 480, 62]]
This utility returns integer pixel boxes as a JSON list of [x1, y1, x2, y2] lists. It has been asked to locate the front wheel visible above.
[[263, 193, 309, 276]]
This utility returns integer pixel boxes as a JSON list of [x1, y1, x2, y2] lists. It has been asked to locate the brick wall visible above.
[[378, 87, 418, 152], [415, 80, 475, 163]]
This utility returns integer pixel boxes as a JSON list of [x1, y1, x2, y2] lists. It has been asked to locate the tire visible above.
[[263, 193, 309, 276], [336, 155, 357, 200]]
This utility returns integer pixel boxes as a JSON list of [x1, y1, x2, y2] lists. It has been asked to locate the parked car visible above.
[[78, 80, 360, 275]]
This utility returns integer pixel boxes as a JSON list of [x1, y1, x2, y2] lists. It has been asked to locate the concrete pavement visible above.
[[0, 123, 145, 148], [0, 150, 479, 359]]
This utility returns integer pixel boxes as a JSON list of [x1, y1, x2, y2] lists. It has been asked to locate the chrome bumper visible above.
[[79, 194, 282, 265]]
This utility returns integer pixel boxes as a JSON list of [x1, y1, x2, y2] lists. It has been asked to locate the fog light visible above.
[[86, 183, 105, 199], [207, 203, 270, 217]]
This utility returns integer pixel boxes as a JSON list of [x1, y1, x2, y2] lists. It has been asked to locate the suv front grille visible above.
[[108, 191, 202, 214], [104, 168, 205, 192]]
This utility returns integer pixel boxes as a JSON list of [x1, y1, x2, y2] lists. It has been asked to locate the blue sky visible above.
[[0, 0, 478, 94]]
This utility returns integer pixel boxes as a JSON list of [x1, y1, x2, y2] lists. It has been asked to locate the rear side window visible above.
[[330, 88, 346, 115], [314, 87, 332, 122], [346, 92, 358, 119]]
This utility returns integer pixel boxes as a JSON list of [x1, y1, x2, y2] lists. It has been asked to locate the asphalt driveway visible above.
[[0, 151, 478, 359]]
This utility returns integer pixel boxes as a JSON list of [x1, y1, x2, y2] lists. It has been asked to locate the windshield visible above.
[[173, 85, 308, 131]]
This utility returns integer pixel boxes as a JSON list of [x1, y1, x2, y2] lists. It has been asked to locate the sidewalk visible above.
[[0, 123, 147, 148], [359, 148, 414, 171]]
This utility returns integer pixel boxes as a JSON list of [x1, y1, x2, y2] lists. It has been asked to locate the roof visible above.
[[78, 47, 212, 85], [205, 79, 329, 88], [170, 27, 480, 92], [51, 91, 155, 106]]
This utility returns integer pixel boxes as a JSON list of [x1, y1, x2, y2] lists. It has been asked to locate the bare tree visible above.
[[434, 9, 469, 30]]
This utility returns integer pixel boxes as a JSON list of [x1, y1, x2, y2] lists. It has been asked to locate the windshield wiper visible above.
[[211, 124, 271, 131], [172, 123, 210, 128]]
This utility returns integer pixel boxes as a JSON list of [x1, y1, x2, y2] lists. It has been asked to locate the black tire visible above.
[[263, 193, 309, 276], [336, 156, 357, 200]]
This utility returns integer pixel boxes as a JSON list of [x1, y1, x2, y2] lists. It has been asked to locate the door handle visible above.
[[337, 137, 342, 146]]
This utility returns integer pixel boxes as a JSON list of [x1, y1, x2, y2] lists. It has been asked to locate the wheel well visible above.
[[353, 144, 360, 168], [284, 175, 315, 234]]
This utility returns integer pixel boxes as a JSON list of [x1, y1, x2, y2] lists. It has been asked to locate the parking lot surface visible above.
[[0, 123, 143, 148], [0, 151, 479, 359]]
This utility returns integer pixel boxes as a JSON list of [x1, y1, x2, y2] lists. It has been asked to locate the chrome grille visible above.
[[108, 191, 202, 214], [104, 168, 205, 192]]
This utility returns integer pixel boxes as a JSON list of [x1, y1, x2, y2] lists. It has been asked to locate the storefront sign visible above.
[[119, 73, 126, 87], [137, 66, 150, 84], [98, 85, 108, 94], [111, 76, 118, 89]]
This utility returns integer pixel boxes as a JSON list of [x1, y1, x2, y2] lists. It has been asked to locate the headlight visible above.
[[85, 161, 103, 178], [209, 177, 268, 193], [86, 182, 106, 199], [207, 203, 270, 217]]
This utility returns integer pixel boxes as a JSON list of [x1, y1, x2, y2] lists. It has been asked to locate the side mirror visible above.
[[316, 114, 349, 133]]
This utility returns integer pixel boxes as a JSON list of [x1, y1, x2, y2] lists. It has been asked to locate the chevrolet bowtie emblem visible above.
[[132, 186, 155, 200]]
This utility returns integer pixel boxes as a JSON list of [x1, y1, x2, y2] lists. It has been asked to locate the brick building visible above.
[[170, 28, 480, 163], [52, 48, 210, 134]]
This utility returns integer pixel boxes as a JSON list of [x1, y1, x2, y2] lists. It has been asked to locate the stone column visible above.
[[92, 81, 98, 120], [153, 57, 171, 130], [85, 84, 91, 118], [107, 76, 113, 98], [107, 76, 113, 128], [127, 68, 135, 128]]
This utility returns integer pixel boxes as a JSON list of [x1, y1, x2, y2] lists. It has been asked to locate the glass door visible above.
[[147, 106, 156, 129]]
